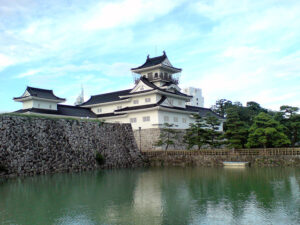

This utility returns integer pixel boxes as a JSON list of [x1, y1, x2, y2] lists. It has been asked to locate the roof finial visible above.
[[147, 54, 150, 60], [163, 50, 166, 56]]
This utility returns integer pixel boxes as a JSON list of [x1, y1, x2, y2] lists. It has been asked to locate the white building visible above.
[[14, 52, 223, 132], [182, 87, 204, 107]]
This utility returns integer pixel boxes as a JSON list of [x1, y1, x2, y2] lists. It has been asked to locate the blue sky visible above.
[[0, 0, 299, 112]]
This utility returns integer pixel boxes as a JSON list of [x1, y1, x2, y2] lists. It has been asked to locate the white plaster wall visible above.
[[91, 93, 159, 115], [32, 100, 57, 110], [22, 100, 33, 109], [160, 96, 186, 108], [104, 110, 159, 130], [158, 110, 193, 129]]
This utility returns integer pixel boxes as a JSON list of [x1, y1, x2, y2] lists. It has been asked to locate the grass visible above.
[[0, 113, 105, 125]]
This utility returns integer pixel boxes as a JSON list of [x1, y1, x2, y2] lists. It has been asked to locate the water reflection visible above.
[[0, 167, 299, 225]]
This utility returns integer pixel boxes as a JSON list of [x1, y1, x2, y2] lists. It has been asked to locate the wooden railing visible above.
[[142, 148, 300, 156]]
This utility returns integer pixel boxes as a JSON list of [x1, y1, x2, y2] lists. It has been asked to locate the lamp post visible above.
[[139, 127, 142, 151]]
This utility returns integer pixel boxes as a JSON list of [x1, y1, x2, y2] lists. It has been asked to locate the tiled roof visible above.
[[131, 54, 167, 70], [14, 104, 97, 118], [114, 101, 223, 119], [80, 89, 132, 106], [14, 86, 65, 101], [186, 105, 224, 119], [97, 113, 126, 118], [131, 52, 181, 71], [138, 77, 191, 98], [115, 96, 167, 112]]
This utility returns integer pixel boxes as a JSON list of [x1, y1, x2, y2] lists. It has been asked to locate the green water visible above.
[[0, 167, 299, 225]]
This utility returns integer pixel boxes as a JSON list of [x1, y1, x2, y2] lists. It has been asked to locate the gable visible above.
[[160, 97, 174, 107], [166, 84, 181, 92], [162, 58, 173, 67], [23, 90, 30, 97], [130, 79, 154, 93]]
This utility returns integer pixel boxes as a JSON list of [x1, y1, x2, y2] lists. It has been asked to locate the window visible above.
[[130, 118, 137, 123], [164, 116, 169, 122], [174, 117, 178, 122], [143, 116, 150, 122], [133, 99, 139, 104], [182, 118, 187, 123], [154, 73, 158, 78], [145, 98, 151, 103], [97, 108, 102, 113], [38, 103, 40, 108], [117, 106, 122, 110]]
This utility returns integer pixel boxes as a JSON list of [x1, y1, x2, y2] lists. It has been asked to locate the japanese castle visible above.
[[14, 52, 222, 131]]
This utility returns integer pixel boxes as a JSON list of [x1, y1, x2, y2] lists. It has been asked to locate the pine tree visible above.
[[184, 115, 208, 150], [246, 112, 290, 148], [155, 123, 179, 150], [204, 116, 223, 148], [224, 108, 248, 149], [279, 105, 300, 147]]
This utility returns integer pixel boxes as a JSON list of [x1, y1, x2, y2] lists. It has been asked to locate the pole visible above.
[[139, 127, 142, 151]]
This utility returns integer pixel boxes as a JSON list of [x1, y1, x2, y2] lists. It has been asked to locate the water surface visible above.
[[0, 167, 299, 225]]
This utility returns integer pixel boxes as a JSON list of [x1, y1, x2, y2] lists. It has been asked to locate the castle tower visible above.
[[131, 51, 182, 87]]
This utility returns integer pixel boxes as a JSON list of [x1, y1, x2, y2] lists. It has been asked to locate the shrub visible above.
[[95, 152, 105, 165], [0, 163, 7, 173]]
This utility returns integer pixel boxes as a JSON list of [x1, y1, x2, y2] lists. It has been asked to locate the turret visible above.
[[131, 51, 181, 87], [13, 86, 65, 110]]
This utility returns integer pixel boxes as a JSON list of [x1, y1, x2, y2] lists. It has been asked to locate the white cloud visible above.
[[0, 53, 15, 72], [15, 69, 41, 78], [83, 0, 184, 30]]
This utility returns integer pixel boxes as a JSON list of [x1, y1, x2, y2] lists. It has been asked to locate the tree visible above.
[[246, 112, 290, 148], [203, 115, 223, 148], [224, 108, 249, 149], [155, 123, 179, 150], [280, 105, 299, 117], [279, 105, 300, 147], [184, 115, 208, 150], [211, 99, 233, 117]]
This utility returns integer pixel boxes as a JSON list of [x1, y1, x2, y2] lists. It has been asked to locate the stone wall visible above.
[[133, 128, 187, 151], [143, 151, 300, 167], [0, 115, 144, 177]]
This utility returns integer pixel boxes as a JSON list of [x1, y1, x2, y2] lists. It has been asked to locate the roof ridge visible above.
[[27, 86, 53, 92], [58, 104, 87, 109], [91, 88, 132, 97]]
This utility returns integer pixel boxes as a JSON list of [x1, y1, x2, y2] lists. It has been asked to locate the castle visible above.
[[14, 52, 223, 150]]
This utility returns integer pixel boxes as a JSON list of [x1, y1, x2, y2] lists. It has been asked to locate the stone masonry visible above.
[[133, 128, 189, 151], [0, 115, 144, 177]]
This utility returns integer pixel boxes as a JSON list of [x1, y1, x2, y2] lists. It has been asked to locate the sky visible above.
[[0, 0, 299, 112]]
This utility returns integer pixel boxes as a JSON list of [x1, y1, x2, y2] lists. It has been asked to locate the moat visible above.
[[1, 167, 300, 225]]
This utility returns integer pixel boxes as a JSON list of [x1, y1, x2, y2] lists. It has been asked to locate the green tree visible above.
[[224, 108, 249, 149], [184, 115, 208, 150], [204, 116, 223, 148], [246, 112, 290, 148], [211, 99, 233, 117], [155, 123, 179, 150], [279, 105, 300, 147]]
